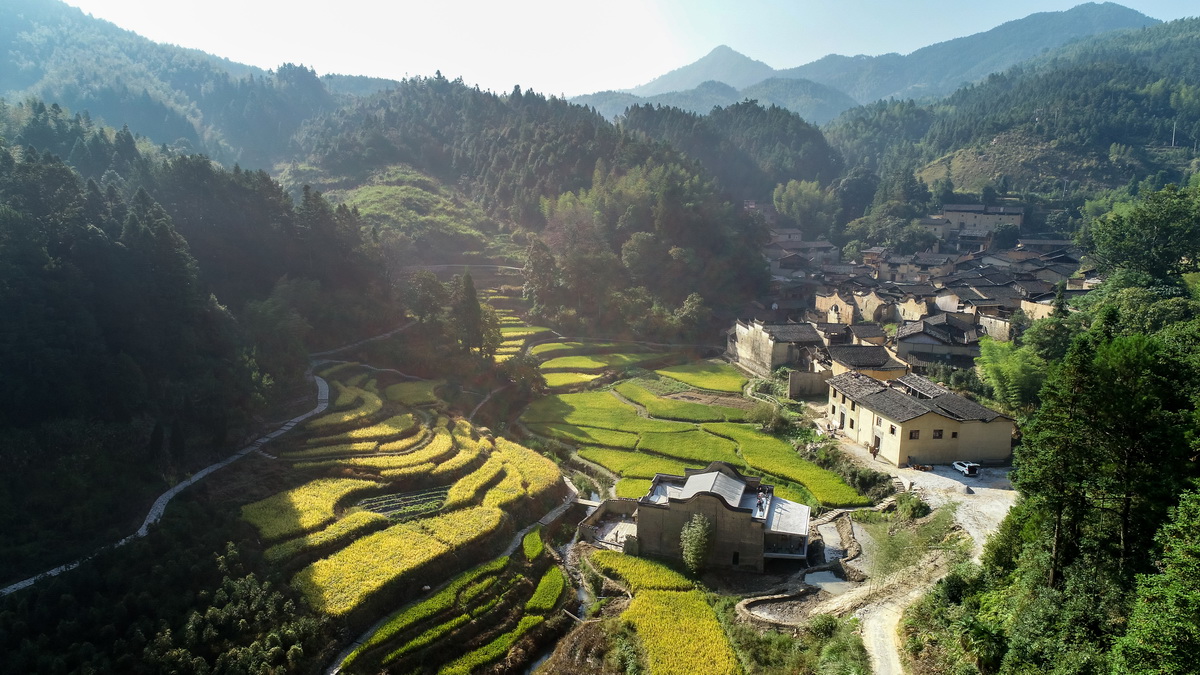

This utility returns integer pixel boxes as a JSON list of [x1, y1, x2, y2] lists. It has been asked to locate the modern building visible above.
[[826, 372, 1013, 466], [580, 462, 811, 572]]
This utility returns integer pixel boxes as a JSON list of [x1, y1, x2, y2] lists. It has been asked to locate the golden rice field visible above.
[[242, 477, 382, 541], [280, 441, 379, 460], [623, 590, 739, 675], [307, 385, 383, 428], [589, 551, 693, 592], [539, 352, 666, 373], [442, 457, 505, 510], [263, 510, 389, 562], [615, 478, 654, 499], [307, 413, 416, 444], [543, 371, 602, 388]]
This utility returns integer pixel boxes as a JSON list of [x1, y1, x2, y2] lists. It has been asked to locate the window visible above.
[[732, 551, 740, 566], [933, 429, 943, 439], [841, 394, 846, 404], [876, 415, 882, 427], [850, 401, 856, 411], [909, 430, 920, 440], [849, 419, 855, 429], [830, 405, 835, 415], [889, 425, 896, 435], [952, 431, 958, 438]]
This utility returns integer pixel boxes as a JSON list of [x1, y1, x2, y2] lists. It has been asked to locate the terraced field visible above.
[[522, 387, 863, 509], [240, 361, 567, 654]]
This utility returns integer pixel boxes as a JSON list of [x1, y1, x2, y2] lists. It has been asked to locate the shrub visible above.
[[680, 514, 713, 575], [525, 567, 566, 613], [242, 478, 382, 540]]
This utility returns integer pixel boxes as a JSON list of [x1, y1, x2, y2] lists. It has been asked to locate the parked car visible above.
[[952, 461, 980, 477]]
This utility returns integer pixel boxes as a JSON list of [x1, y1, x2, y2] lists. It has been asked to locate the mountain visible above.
[[573, 77, 858, 125], [781, 2, 1159, 102], [0, 0, 338, 168], [628, 45, 775, 96]]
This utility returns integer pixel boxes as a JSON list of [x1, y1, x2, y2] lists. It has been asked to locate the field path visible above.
[[1, 322, 417, 597]]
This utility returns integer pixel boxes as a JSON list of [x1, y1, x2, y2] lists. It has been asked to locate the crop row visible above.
[[589, 550, 693, 592], [378, 428, 429, 453], [294, 507, 503, 617], [332, 381, 362, 409], [294, 426, 453, 473], [529, 340, 628, 358], [615, 381, 746, 423], [494, 438, 562, 498], [522, 527, 543, 561], [242, 477, 382, 541], [438, 615, 544, 675], [637, 429, 740, 465], [442, 456, 505, 510], [385, 380, 443, 406], [307, 413, 416, 444], [524, 566, 565, 613], [263, 511, 389, 563], [539, 352, 666, 373], [704, 423, 869, 507], [358, 486, 450, 510], [623, 590, 739, 675], [307, 384, 383, 428], [343, 557, 509, 669], [577, 447, 694, 480], [280, 441, 379, 460], [543, 371, 602, 388], [527, 422, 639, 449], [653, 362, 748, 393], [521, 392, 692, 434]]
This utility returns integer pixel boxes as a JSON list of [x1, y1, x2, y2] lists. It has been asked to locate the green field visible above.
[[543, 371, 602, 388], [615, 478, 654, 498], [527, 422, 640, 449], [614, 381, 746, 422], [704, 423, 869, 507], [578, 447, 696, 479], [521, 392, 692, 434], [529, 341, 628, 357], [637, 429, 741, 465], [539, 352, 667, 373], [655, 362, 748, 393]]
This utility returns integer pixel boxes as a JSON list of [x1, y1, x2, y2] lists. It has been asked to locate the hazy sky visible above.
[[64, 0, 1199, 97]]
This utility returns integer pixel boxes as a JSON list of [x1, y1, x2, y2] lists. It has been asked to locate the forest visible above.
[[1, 2, 1199, 674]]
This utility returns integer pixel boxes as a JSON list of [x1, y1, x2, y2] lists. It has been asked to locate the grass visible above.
[[385, 380, 442, 406], [540, 352, 666, 373], [615, 381, 746, 422], [655, 362, 748, 393], [242, 478, 382, 541], [704, 423, 869, 507], [637, 429, 741, 465], [578, 447, 695, 479], [543, 372, 602, 388], [615, 478, 654, 499]]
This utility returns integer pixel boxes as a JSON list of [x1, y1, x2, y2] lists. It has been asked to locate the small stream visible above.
[[804, 570, 856, 596]]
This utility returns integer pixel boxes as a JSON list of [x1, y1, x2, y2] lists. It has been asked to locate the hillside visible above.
[[0, 0, 335, 168], [627, 44, 775, 96], [574, 77, 858, 125], [783, 2, 1158, 102]]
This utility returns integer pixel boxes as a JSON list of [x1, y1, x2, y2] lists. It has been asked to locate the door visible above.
[[839, 412, 845, 429], [873, 435, 881, 451]]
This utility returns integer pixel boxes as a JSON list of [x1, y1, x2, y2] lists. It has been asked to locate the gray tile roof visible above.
[[828, 345, 907, 370], [828, 372, 887, 398], [848, 324, 887, 339], [760, 322, 822, 344], [895, 374, 949, 398], [862, 389, 935, 422], [680, 471, 746, 509]]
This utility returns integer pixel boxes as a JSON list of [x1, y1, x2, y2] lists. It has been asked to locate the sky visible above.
[[63, 0, 1200, 97]]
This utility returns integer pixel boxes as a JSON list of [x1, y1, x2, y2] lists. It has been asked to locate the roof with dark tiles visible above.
[[828, 345, 907, 370], [831, 373, 1008, 423]]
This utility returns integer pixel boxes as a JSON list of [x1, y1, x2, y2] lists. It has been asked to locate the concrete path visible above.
[[0, 375, 331, 597]]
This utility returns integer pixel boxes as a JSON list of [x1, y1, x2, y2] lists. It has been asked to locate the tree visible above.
[[403, 270, 448, 323], [1110, 490, 1200, 674], [680, 513, 712, 575], [1090, 184, 1200, 282], [448, 273, 483, 353], [992, 222, 1020, 249], [773, 179, 839, 239]]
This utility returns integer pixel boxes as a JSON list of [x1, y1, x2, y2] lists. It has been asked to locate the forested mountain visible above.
[[783, 2, 1157, 102], [0, 0, 344, 167], [627, 45, 776, 96], [574, 76, 859, 125]]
